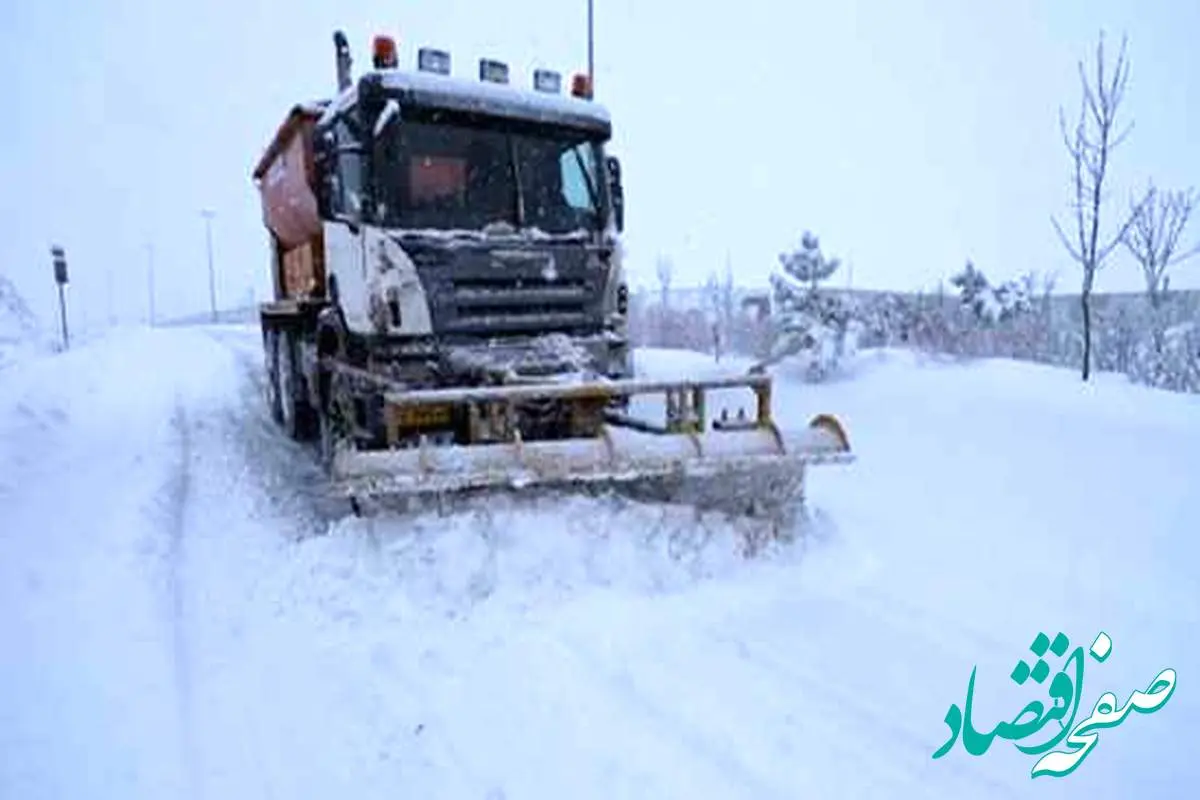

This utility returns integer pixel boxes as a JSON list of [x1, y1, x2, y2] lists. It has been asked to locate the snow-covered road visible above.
[[2, 325, 1196, 798]]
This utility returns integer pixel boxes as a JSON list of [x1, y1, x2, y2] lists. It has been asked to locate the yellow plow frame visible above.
[[325, 371, 853, 521]]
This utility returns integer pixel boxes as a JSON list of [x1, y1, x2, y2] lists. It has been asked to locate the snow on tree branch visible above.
[[949, 261, 1033, 323]]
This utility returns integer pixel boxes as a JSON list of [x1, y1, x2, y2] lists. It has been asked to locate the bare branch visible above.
[[1173, 238, 1200, 265], [1054, 101, 1090, 266], [1109, 119, 1135, 151], [1122, 183, 1199, 304], [1097, 191, 1147, 263], [1164, 189, 1199, 266], [1051, 214, 1084, 262]]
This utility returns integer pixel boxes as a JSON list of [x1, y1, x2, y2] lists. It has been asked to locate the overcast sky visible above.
[[2, 0, 1197, 328]]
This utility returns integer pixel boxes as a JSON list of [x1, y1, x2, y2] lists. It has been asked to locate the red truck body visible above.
[[252, 103, 327, 302]]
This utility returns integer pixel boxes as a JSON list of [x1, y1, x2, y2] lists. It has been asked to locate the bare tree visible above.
[[1039, 270, 1060, 297], [1122, 184, 1199, 308], [655, 255, 673, 310], [1051, 31, 1142, 381], [702, 270, 724, 359], [703, 270, 721, 316], [720, 257, 736, 331], [655, 255, 674, 345], [1037, 269, 1059, 322]]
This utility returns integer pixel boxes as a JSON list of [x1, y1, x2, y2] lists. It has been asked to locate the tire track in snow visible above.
[[325, 633, 499, 796], [553, 621, 944, 796], [160, 332, 286, 799], [707, 629, 1023, 798], [823, 582, 1029, 674], [186, 327, 443, 797], [184, 333, 300, 799], [542, 628, 795, 799], [165, 396, 201, 800]]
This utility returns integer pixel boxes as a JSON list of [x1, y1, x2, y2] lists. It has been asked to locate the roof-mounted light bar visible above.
[[418, 47, 451, 75], [479, 58, 509, 84], [533, 68, 561, 93]]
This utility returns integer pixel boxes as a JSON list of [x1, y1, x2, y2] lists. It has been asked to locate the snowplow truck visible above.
[[252, 30, 852, 521]]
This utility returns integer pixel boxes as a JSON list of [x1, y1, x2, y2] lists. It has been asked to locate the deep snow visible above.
[[1, 326, 1197, 798]]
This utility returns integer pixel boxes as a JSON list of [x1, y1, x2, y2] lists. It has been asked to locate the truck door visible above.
[[321, 115, 371, 333]]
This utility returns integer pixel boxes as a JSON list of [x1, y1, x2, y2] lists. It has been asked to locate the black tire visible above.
[[317, 405, 339, 474], [274, 328, 317, 441], [312, 310, 353, 465], [314, 356, 357, 475], [264, 329, 285, 425]]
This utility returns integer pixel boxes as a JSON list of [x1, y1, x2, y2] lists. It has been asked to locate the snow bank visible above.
[[0, 327, 231, 797], [620, 347, 1200, 794], [4, 333, 1198, 798], [781, 346, 1199, 794], [0, 275, 47, 368], [632, 346, 758, 379]]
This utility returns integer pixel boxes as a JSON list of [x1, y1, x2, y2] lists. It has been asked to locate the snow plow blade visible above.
[[322, 372, 853, 521]]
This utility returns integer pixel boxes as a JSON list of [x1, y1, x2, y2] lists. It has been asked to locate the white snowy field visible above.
[[1, 325, 1197, 799]]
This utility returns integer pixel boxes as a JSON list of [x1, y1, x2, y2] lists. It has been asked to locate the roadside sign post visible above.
[[51, 244, 70, 351]]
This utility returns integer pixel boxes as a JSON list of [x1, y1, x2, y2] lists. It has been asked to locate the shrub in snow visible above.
[[852, 293, 921, 348], [903, 264, 1200, 395], [950, 261, 1033, 324], [1125, 319, 1200, 394], [625, 253, 1200, 397], [950, 261, 991, 318]]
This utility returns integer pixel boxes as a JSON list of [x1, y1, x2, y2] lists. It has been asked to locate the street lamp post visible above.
[[201, 209, 217, 322], [50, 245, 70, 351]]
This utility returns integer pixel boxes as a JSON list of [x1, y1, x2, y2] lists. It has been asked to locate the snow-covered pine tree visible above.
[[779, 231, 840, 292], [991, 275, 1033, 321], [763, 232, 855, 379], [950, 260, 991, 318]]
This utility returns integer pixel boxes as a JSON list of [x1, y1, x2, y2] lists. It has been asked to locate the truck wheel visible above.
[[315, 361, 353, 474], [264, 329, 285, 425], [317, 406, 338, 473], [274, 329, 315, 441]]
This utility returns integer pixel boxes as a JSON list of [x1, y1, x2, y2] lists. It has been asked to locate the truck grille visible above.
[[397, 236, 609, 341], [443, 275, 592, 336]]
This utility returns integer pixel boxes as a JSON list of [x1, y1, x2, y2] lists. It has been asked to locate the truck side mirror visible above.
[[606, 155, 624, 232], [372, 99, 401, 140], [313, 130, 336, 218]]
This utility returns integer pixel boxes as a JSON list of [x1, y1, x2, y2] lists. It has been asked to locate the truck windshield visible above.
[[374, 115, 605, 235]]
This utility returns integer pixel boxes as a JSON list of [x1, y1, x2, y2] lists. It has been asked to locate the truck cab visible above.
[[257, 35, 630, 389], [254, 32, 632, 450]]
